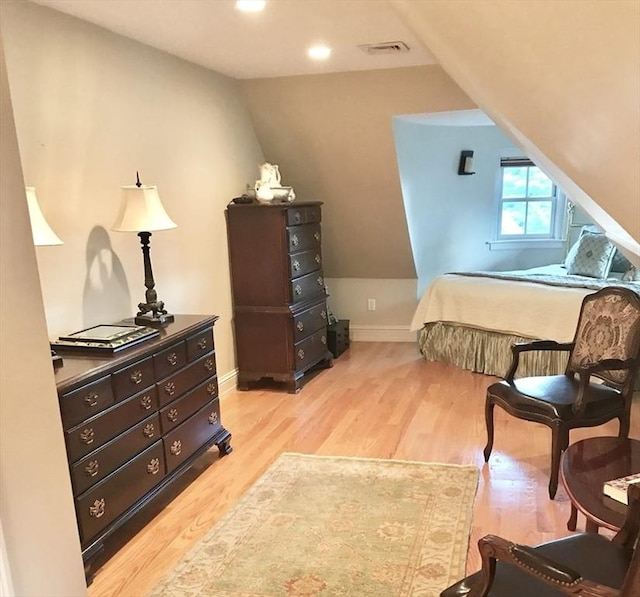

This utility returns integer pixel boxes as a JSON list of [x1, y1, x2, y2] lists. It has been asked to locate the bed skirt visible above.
[[417, 322, 569, 378]]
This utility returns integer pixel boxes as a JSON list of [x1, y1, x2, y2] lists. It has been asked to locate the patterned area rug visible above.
[[148, 453, 479, 597]]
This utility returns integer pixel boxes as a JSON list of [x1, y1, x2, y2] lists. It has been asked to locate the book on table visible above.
[[603, 472, 640, 505]]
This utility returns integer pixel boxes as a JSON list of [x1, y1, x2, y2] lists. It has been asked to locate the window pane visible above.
[[500, 202, 526, 235], [526, 201, 553, 234], [527, 167, 554, 198], [502, 167, 527, 198]]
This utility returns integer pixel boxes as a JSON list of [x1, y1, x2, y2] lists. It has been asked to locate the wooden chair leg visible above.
[[549, 426, 568, 500], [483, 398, 495, 462], [619, 415, 630, 439]]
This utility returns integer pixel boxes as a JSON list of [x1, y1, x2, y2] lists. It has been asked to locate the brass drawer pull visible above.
[[147, 458, 160, 475], [80, 428, 95, 445], [297, 321, 304, 332], [140, 395, 153, 410], [294, 284, 302, 296], [166, 352, 178, 366], [170, 440, 182, 456], [208, 411, 218, 425], [207, 382, 217, 395], [298, 349, 305, 360], [315, 254, 321, 264], [314, 231, 321, 241], [130, 370, 143, 385], [84, 392, 99, 408], [89, 498, 105, 519], [167, 408, 179, 422], [291, 234, 299, 247], [205, 358, 214, 371], [197, 337, 208, 350], [321, 335, 327, 345], [317, 276, 324, 286], [292, 260, 300, 271], [293, 211, 302, 223], [164, 381, 176, 397], [85, 460, 99, 477], [321, 310, 327, 320], [143, 423, 155, 438]]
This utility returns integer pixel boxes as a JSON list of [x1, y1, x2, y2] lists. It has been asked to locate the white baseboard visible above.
[[349, 325, 417, 343], [218, 368, 239, 397]]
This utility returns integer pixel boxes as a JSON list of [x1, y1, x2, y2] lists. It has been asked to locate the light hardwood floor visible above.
[[87, 341, 640, 596]]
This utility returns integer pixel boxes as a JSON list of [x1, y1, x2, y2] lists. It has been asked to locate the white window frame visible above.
[[495, 157, 566, 243]]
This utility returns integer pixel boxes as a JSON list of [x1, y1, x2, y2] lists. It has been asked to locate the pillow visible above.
[[565, 231, 616, 278], [610, 249, 634, 273]]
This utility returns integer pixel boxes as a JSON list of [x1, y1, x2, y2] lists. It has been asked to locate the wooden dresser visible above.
[[54, 314, 231, 579], [226, 201, 333, 393]]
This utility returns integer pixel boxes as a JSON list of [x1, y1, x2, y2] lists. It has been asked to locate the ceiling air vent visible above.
[[358, 41, 410, 55]]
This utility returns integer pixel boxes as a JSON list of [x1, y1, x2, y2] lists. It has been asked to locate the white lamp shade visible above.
[[112, 185, 177, 232], [25, 187, 63, 246]]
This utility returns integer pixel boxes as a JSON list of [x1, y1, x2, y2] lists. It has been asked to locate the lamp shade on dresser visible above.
[[226, 201, 333, 393]]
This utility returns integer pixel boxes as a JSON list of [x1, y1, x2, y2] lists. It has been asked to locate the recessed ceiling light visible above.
[[236, 0, 266, 12], [308, 45, 331, 61]]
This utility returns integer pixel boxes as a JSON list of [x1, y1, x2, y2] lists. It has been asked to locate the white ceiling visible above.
[[32, 0, 437, 79]]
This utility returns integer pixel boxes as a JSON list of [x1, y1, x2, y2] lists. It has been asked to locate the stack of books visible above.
[[603, 472, 640, 505]]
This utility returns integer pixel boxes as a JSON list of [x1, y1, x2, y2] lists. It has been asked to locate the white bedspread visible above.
[[409, 272, 593, 342]]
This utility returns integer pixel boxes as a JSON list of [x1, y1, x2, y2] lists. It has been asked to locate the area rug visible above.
[[148, 453, 479, 597]]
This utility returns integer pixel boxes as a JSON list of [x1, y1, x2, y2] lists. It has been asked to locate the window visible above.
[[498, 158, 564, 239]]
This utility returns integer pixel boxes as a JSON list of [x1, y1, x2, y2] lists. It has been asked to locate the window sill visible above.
[[487, 239, 566, 251]]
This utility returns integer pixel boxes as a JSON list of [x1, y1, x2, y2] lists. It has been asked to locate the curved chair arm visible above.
[[571, 358, 637, 417], [505, 340, 574, 381], [467, 535, 619, 597], [614, 483, 640, 550]]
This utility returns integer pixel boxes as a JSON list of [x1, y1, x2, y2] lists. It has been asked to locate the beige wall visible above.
[[1, 0, 265, 380], [391, 0, 640, 257], [241, 66, 476, 280], [0, 35, 86, 596]]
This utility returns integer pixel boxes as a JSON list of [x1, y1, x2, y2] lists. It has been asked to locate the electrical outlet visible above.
[[368, 298, 376, 311]]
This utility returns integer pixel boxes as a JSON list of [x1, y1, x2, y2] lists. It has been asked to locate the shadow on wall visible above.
[[83, 226, 131, 327]]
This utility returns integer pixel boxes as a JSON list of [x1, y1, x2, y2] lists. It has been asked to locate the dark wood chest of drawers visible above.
[[226, 201, 333, 393], [54, 315, 232, 578]]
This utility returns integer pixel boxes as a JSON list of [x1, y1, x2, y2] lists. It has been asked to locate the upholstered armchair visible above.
[[483, 287, 640, 499], [440, 484, 640, 596]]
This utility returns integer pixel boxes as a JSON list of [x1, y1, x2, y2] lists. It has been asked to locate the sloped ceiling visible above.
[[390, 0, 640, 259]]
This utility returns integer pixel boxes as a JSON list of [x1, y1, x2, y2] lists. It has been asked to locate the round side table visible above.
[[560, 436, 640, 533]]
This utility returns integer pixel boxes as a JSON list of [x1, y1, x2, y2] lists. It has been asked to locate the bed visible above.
[[411, 261, 640, 378]]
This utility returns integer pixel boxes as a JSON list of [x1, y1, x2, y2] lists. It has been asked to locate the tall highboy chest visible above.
[[226, 201, 333, 393]]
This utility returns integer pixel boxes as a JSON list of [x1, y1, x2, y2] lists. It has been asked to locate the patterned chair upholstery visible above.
[[484, 287, 640, 499], [440, 484, 640, 597]]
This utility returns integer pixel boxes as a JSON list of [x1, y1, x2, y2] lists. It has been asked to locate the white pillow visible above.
[[565, 232, 616, 278]]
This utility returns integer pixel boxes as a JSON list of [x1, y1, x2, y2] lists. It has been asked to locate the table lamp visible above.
[[112, 173, 177, 327], [25, 187, 64, 367]]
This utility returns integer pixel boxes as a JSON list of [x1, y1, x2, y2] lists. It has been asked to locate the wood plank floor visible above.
[[87, 341, 640, 596]]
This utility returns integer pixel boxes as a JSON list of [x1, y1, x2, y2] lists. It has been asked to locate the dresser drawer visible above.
[[295, 328, 329, 371], [76, 441, 165, 543], [159, 376, 218, 434], [60, 376, 114, 430], [154, 341, 187, 380], [163, 400, 221, 473], [186, 327, 214, 362], [70, 413, 161, 495], [286, 205, 322, 226], [157, 352, 216, 408], [293, 301, 328, 343], [112, 357, 155, 402], [290, 249, 322, 279], [65, 387, 159, 463], [291, 270, 325, 304], [288, 224, 321, 253]]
